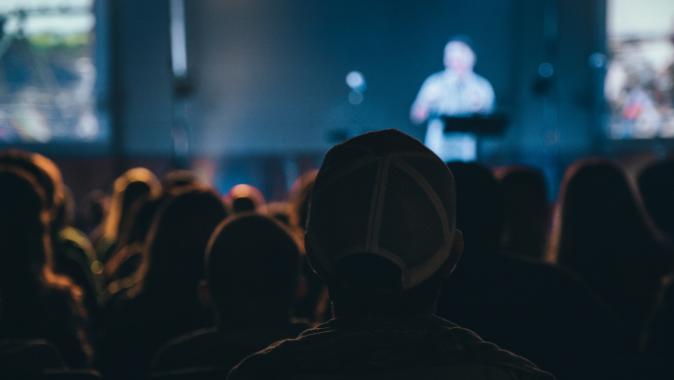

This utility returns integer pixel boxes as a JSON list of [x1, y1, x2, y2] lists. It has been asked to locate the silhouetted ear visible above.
[[439, 229, 463, 278], [197, 279, 213, 308]]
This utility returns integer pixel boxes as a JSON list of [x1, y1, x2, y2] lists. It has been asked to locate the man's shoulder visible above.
[[225, 331, 309, 379], [227, 317, 554, 380], [430, 321, 554, 378]]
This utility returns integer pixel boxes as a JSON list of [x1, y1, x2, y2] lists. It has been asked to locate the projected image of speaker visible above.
[[410, 36, 498, 162]]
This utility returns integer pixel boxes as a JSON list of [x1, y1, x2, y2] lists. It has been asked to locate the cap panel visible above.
[[401, 154, 456, 233], [306, 161, 378, 275], [377, 161, 452, 288], [395, 158, 453, 246], [366, 157, 392, 253]]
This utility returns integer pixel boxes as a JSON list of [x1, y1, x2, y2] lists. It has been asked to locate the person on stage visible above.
[[411, 37, 495, 162]]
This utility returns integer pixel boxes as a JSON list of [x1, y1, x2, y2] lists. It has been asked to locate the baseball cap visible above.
[[305, 129, 457, 290]]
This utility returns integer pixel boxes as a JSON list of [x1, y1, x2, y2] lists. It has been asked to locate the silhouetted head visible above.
[[638, 159, 674, 240], [0, 150, 64, 220], [163, 170, 202, 192], [289, 170, 318, 230], [0, 168, 50, 288], [0, 168, 79, 299], [227, 184, 265, 214], [265, 202, 293, 227], [133, 187, 228, 303], [103, 167, 161, 244], [306, 130, 463, 317], [551, 160, 670, 307], [496, 166, 549, 259], [206, 213, 301, 323], [448, 162, 504, 256]]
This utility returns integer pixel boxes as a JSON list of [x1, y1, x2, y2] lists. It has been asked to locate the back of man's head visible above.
[[206, 213, 301, 322], [306, 129, 461, 317]]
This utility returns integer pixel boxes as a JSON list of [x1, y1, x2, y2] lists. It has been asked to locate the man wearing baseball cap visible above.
[[227, 129, 554, 380]]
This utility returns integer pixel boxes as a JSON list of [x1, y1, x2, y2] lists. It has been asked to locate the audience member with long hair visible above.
[[0, 168, 92, 368], [0, 150, 102, 339], [94, 167, 161, 262], [549, 159, 673, 349], [439, 162, 628, 380], [103, 196, 164, 291], [100, 187, 228, 380], [496, 165, 550, 260]]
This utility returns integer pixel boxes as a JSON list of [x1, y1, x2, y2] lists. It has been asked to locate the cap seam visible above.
[[365, 156, 391, 252], [394, 158, 454, 288], [369, 156, 391, 253]]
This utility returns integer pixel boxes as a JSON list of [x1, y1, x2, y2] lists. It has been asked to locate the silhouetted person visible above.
[[227, 184, 265, 214], [227, 130, 553, 380], [288, 170, 329, 323], [100, 187, 228, 380], [104, 196, 164, 294], [0, 150, 63, 213], [0, 168, 92, 368], [53, 186, 104, 335], [438, 162, 629, 380], [550, 159, 672, 350], [162, 170, 202, 192], [495, 166, 549, 260], [638, 159, 674, 241], [152, 213, 308, 374], [265, 202, 293, 227], [0, 150, 101, 336], [95, 167, 161, 262]]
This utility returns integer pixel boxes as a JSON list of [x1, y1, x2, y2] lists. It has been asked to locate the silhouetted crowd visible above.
[[3, 129, 674, 379]]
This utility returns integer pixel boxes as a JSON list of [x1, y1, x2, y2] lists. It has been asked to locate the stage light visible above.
[[537, 62, 555, 78], [345, 70, 366, 92]]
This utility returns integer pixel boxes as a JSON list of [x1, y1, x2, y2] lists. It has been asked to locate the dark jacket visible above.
[[227, 315, 554, 380]]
